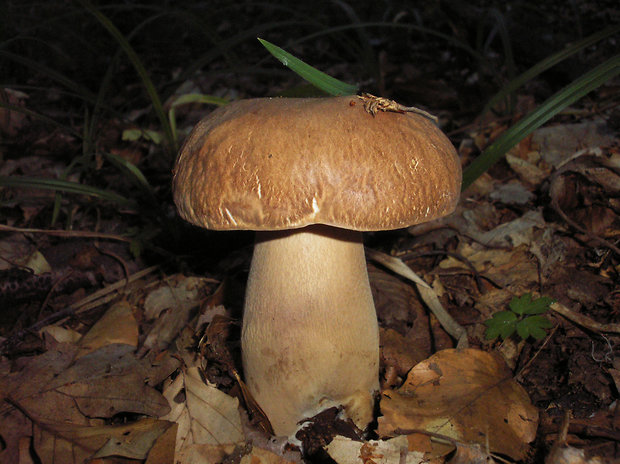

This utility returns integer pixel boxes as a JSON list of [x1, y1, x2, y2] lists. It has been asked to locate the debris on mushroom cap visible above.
[[172, 96, 461, 231]]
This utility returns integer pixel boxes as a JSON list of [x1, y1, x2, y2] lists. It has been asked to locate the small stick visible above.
[[550, 301, 620, 334], [358, 93, 439, 123], [0, 223, 132, 243]]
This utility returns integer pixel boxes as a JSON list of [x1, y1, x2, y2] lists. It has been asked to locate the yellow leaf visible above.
[[77, 300, 138, 356], [378, 348, 538, 460]]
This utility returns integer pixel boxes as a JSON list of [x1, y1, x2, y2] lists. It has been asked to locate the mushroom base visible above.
[[242, 225, 380, 437]]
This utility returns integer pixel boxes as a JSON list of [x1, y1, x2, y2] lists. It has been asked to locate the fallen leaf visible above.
[[370, 264, 431, 356], [39, 325, 82, 344], [506, 152, 548, 185], [145, 422, 178, 464], [380, 328, 425, 379], [33, 418, 173, 463], [174, 443, 237, 464], [546, 445, 606, 464], [77, 300, 139, 356], [0, 233, 34, 271], [141, 276, 215, 353], [532, 119, 616, 169], [0, 404, 32, 463], [18, 436, 36, 464], [143, 275, 209, 319], [2, 343, 170, 424], [93, 419, 174, 459], [378, 348, 538, 461], [240, 446, 297, 464], [161, 366, 244, 459], [489, 181, 535, 205], [455, 243, 539, 291], [19, 250, 52, 274], [449, 441, 492, 464], [325, 435, 424, 464]]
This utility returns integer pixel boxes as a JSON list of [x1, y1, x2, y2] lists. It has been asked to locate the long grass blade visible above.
[[462, 54, 620, 190], [104, 153, 153, 194], [258, 38, 358, 96], [482, 25, 620, 116], [77, 0, 175, 153], [0, 176, 132, 206], [168, 93, 228, 145]]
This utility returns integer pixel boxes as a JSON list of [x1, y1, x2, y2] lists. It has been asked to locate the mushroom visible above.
[[172, 96, 461, 437]]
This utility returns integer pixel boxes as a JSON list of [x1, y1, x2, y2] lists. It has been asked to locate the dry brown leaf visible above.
[[161, 366, 244, 459], [17, 436, 36, 464], [506, 152, 548, 185], [0, 404, 32, 463], [489, 180, 535, 205], [456, 243, 539, 291], [141, 275, 215, 354], [144, 423, 178, 464], [369, 264, 428, 344], [19, 250, 52, 274], [33, 418, 173, 464], [40, 325, 82, 344], [77, 300, 139, 356], [174, 443, 238, 464], [546, 445, 606, 464], [240, 446, 298, 464], [143, 276, 208, 320], [325, 435, 424, 464], [378, 348, 538, 461], [0, 233, 34, 271], [0, 343, 87, 423], [380, 328, 426, 379], [449, 441, 493, 464], [2, 343, 170, 425], [532, 119, 616, 169]]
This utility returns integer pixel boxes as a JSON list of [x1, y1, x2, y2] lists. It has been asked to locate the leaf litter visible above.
[[2, 22, 620, 464], [2, 116, 619, 463]]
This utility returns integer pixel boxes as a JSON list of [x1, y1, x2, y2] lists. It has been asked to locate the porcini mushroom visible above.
[[172, 96, 461, 437]]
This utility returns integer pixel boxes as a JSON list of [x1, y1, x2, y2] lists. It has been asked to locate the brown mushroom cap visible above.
[[173, 96, 461, 231]]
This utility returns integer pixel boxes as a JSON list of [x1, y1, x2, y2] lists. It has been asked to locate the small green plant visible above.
[[485, 294, 554, 341]]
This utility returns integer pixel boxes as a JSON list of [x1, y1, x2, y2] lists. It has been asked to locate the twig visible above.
[[550, 301, 620, 334], [0, 223, 132, 243], [1, 265, 158, 351], [37, 269, 74, 320], [358, 93, 439, 123], [398, 249, 486, 294], [549, 179, 620, 256], [366, 248, 429, 289], [516, 324, 559, 380], [366, 248, 468, 348]]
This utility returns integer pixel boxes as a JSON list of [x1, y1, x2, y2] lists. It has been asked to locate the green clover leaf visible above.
[[485, 294, 554, 341]]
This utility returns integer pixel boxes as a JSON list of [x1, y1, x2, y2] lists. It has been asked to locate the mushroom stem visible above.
[[242, 225, 379, 437]]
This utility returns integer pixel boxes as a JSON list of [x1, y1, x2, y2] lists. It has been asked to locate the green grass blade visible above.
[[168, 93, 228, 146], [462, 54, 620, 190], [104, 152, 153, 194], [77, 0, 176, 153], [482, 25, 620, 116], [0, 176, 132, 206], [258, 38, 358, 96]]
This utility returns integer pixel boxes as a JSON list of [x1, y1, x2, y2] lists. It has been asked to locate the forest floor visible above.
[[1, 1, 619, 463]]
